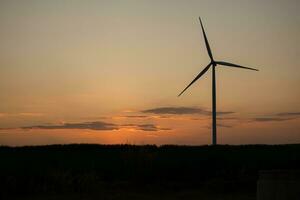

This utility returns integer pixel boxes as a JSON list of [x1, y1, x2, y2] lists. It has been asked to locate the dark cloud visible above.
[[22, 121, 118, 131], [276, 112, 300, 117], [142, 107, 234, 116]]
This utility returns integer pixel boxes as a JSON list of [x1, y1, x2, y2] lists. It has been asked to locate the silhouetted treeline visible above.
[[0, 144, 299, 198]]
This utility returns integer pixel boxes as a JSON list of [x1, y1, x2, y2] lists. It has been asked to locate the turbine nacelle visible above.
[[178, 60, 258, 97]]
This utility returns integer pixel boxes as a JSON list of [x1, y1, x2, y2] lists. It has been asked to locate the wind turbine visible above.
[[178, 17, 258, 145]]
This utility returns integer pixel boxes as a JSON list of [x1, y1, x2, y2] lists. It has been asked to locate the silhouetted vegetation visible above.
[[1, 144, 299, 199]]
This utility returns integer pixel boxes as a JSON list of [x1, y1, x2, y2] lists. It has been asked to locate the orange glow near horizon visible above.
[[1, 112, 300, 146]]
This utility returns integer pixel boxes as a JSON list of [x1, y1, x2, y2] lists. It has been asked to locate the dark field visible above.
[[1, 144, 300, 200]]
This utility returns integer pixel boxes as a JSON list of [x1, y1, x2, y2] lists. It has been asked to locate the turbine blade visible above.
[[178, 63, 211, 97], [215, 61, 259, 71], [199, 17, 214, 61]]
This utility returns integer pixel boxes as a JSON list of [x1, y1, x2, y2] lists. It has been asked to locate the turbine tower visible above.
[[178, 17, 258, 145]]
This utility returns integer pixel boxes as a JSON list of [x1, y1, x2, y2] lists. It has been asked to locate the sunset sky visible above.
[[0, 0, 299, 146]]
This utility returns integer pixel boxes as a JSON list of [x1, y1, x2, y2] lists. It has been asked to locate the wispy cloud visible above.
[[276, 112, 300, 117], [0, 112, 44, 118], [18, 112, 44, 117], [218, 124, 233, 128], [217, 117, 238, 121], [142, 107, 234, 116], [251, 117, 292, 122], [250, 117, 295, 122], [22, 121, 118, 131], [142, 107, 207, 115], [18, 121, 171, 132], [122, 124, 171, 131], [248, 111, 300, 123], [122, 115, 149, 119], [217, 111, 235, 115], [205, 123, 233, 129]]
